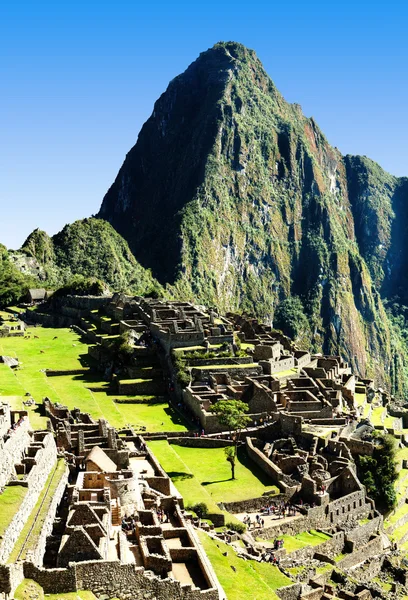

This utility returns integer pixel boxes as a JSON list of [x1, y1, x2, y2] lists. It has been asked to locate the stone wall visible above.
[[0, 418, 31, 488], [0, 433, 57, 563], [276, 583, 302, 600], [24, 559, 220, 600], [339, 436, 374, 457], [191, 365, 263, 380], [337, 535, 383, 570], [246, 437, 284, 487], [29, 464, 69, 566], [188, 357, 252, 367], [24, 563, 76, 593], [280, 532, 345, 566], [327, 490, 370, 526], [345, 516, 382, 550], [168, 437, 233, 448], [221, 494, 286, 514], [0, 562, 24, 599]]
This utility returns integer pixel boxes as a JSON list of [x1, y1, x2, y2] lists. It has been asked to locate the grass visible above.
[[334, 553, 347, 562], [15, 580, 97, 600], [0, 326, 188, 433], [370, 406, 385, 427], [8, 459, 66, 562], [198, 531, 290, 600], [373, 578, 392, 592], [1, 395, 48, 429], [354, 392, 366, 407], [148, 441, 279, 514], [173, 344, 223, 353], [386, 502, 408, 527], [389, 519, 408, 543], [272, 368, 298, 378], [198, 363, 259, 370], [265, 530, 330, 554], [0, 485, 28, 536]]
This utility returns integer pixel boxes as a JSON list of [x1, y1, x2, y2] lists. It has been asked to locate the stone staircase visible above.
[[111, 499, 121, 526], [310, 437, 318, 456]]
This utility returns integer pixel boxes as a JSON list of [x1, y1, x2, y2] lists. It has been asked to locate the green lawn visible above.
[[198, 531, 290, 600], [198, 363, 259, 370], [0, 485, 28, 536], [277, 530, 330, 553], [354, 392, 366, 407], [0, 326, 188, 433], [15, 580, 97, 600], [386, 502, 408, 528], [370, 406, 385, 427], [173, 345, 223, 353], [148, 441, 279, 514], [272, 368, 298, 378], [8, 459, 66, 562], [1, 395, 48, 429]]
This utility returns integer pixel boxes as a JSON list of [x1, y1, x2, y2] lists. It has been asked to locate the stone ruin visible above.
[[0, 400, 221, 600]]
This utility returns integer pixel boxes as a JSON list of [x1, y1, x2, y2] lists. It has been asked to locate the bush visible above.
[[192, 502, 208, 518], [177, 369, 190, 388], [226, 521, 246, 534]]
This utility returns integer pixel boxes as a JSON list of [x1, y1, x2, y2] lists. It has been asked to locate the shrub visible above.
[[192, 502, 208, 518], [226, 521, 246, 534], [177, 369, 190, 388]]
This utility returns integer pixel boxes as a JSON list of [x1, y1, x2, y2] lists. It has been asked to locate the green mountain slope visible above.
[[19, 219, 161, 296], [97, 41, 408, 392]]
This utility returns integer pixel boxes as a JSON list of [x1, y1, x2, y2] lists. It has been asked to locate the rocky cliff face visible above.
[[98, 41, 408, 391]]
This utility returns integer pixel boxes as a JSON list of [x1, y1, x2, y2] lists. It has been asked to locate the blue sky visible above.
[[1, 0, 407, 249]]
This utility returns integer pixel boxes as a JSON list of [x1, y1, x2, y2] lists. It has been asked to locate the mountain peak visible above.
[[96, 43, 408, 392]]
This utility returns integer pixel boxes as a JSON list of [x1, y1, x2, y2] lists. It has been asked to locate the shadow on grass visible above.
[[168, 471, 194, 481], [163, 406, 190, 427], [202, 479, 232, 486], [236, 447, 280, 490]]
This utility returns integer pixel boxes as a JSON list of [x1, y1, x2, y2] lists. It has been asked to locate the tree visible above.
[[273, 296, 311, 342], [209, 399, 251, 479], [357, 433, 398, 511]]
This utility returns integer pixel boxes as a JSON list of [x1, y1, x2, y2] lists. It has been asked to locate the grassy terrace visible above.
[[0, 485, 28, 537], [370, 406, 385, 427], [354, 392, 366, 407], [173, 344, 223, 353], [272, 368, 298, 378], [15, 580, 97, 600], [385, 502, 408, 528], [198, 532, 290, 600], [278, 530, 330, 553], [198, 363, 259, 370], [8, 459, 67, 563], [148, 441, 279, 515], [0, 327, 188, 432]]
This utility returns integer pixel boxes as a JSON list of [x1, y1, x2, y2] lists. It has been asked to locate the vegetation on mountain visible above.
[[0, 245, 37, 308], [98, 41, 408, 394], [273, 296, 311, 349], [52, 275, 106, 298], [19, 218, 162, 297]]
